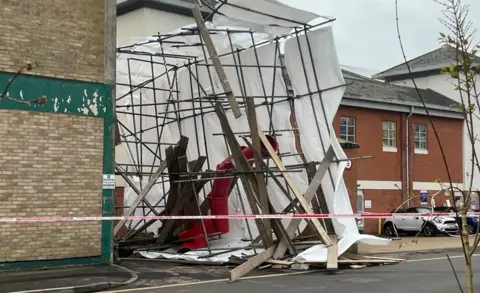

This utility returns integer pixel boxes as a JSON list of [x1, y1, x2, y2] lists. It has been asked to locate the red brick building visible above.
[[337, 71, 463, 234]]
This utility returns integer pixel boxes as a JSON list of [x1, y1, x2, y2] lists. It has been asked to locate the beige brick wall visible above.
[[0, 110, 104, 262], [0, 0, 105, 83]]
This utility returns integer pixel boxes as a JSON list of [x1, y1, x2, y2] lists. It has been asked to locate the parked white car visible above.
[[383, 206, 458, 237]]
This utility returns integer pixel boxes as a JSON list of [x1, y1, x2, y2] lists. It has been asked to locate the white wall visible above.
[[117, 7, 195, 46], [116, 7, 197, 187], [392, 74, 480, 191]]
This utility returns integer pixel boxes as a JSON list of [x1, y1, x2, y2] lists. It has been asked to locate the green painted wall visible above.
[[0, 72, 114, 270]]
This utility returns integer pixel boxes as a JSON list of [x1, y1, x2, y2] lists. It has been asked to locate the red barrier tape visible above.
[[0, 212, 478, 222]]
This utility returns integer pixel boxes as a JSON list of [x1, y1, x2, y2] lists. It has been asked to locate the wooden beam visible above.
[[239, 136, 297, 254], [125, 157, 208, 240], [214, 103, 273, 247], [114, 159, 168, 236], [326, 235, 338, 270], [191, 6, 242, 118], [307, 161, 335, 234], [115, 164, 159, 216], [245, 97, 272, 240], [157, 154, 189, 244], [257, 129, 332, 253], [273, 146, 335, 259], [229, 245, 277, 282]]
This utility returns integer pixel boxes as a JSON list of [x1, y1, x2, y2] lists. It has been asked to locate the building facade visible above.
[[0, 0, 116, 269], [373, 45, 480, 200], [338, 71, 463, 234]]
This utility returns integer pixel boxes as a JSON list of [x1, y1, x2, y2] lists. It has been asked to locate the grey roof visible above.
[[342, 69, 458, 109], [372, 45, 480, 81], [117, 0, 214, 18]]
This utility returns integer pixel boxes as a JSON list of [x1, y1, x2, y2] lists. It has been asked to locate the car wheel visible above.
[[384, 222, 396, 237], [423, 223, 437, 237]]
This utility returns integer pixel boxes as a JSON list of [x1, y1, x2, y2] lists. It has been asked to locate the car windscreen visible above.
[[416, 207, 432, 214]]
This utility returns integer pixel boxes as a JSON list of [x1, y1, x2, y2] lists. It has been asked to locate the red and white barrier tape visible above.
[[0, 212, 478, 222]]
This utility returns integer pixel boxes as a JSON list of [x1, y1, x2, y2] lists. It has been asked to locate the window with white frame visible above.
[[414, 124, 428, 151], [340, 116, 356, 142], [382, 121, 396, 148]]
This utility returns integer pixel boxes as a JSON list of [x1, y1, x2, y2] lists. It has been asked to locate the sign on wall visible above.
[[420, 190, 428, 205], [345, 160, 352, 171], [102, 174, 116, 190]]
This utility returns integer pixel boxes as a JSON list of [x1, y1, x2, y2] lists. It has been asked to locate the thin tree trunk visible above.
[[461, 208, 474, 293]]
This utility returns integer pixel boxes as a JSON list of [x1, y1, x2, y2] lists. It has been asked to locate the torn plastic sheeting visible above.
[[175, 42, 307, 241], [284, 26, 390, 254], [293, 234, 392, 263], [213, 0, 324, 36], [119, 41, 306, 239], [138, 238, 259, 263]]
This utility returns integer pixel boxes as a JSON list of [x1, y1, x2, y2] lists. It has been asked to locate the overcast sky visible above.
[[281, 0, 480, 75]]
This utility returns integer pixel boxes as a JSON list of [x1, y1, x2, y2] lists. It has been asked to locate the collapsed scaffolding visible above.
[[114, 0, 393, 281]]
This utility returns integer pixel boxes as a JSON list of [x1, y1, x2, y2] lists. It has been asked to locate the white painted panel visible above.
[[413, 181, 463, 191], [357, 180, 402, 190]]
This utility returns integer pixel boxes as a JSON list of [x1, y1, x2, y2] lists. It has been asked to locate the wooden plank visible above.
[[245, 97, 272, 243], [127, 157, 208, 240], [326, 235, 338, 270], [271, 146, 335, 259], [115, 164, 159, 216], [229, 245, 277, 282], [214, 103, 273, 246], [114, 159, 168, 236], [157, 154, 189, 244], [239, 136, 297, 254], [191, 6, 242, 118], [307, 161, 335, 234]]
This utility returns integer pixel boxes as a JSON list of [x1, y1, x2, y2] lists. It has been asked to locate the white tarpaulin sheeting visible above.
[[117, 4, 390, 263], [212, 0, 325, 36]]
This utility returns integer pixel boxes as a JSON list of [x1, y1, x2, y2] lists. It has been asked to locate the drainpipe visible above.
[[406, 106, 414, 207]]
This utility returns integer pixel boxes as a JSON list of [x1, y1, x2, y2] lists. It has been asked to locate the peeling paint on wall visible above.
[[0, 72, 110, 118]]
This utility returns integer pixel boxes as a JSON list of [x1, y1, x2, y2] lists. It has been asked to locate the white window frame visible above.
[[382, 121, 397, 152], [340, 116, 356, 143], [414, 123, 428, 154]]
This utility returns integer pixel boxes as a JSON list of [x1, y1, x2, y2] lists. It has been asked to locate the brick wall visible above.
[[333, 105, 463, 234], [410, 115, 463, 183], [0, 0, 105, 83], [0, 111, 104, 262]]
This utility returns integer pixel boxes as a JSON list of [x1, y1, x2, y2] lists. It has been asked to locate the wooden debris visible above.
[[191, 6, 242, 118], [229, 245, 277, 282], [114, 154, 168, 236], [245, 96, 272, 245], [272, 146, 336, 260], [326, 235, 338, 270]]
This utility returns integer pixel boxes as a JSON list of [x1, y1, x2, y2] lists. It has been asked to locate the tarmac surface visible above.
[[110, 250, 480, 293], [0, 236, 478, 293]]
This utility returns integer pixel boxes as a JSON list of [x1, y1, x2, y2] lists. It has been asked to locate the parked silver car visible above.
[[383, 206, 458, 237]]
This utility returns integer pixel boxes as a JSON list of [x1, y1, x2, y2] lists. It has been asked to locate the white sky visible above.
[[281, 0, 480, 74]]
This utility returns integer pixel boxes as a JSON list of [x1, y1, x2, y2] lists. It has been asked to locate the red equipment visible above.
[[177, 135, 279, 252]]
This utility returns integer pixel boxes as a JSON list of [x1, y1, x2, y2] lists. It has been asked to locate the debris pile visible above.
[[114, 0, 393, 282]]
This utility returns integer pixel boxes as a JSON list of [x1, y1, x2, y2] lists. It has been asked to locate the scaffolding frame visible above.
[[114, 2, 353, 280]]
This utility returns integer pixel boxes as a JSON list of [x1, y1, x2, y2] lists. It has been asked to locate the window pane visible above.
[[415, 141, 420, 149], [348, 126, 355, 136], [348, 117, 355, 125], [340, 118, 346, 126]]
